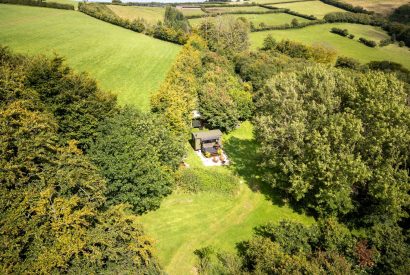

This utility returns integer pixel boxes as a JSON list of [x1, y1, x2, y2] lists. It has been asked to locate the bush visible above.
[[348, 34, 355, 39], [335, 56, 361, 69], [398, 41, 405, 47], [330, 27, 349, 36], [0, 0, 74, 10], [358, 37, 377, 47], [379, 38, 392, 47]]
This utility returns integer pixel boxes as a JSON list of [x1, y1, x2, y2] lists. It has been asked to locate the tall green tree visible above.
[[89, 107, 184, 214], [254, 65, 410, 222]]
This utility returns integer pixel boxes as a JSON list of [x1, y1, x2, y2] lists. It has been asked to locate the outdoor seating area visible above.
[[191, 129, 229, 166]]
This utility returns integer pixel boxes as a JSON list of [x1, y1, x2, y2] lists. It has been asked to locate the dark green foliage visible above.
[[335, 56, 361, 69], [0, 47, 161, 274], [324, 11, 382, 25], [23, 55, 117, 150], [254, 65, 410, 222], [0, 0, 74, 10], [153, 22, 189, 45], [89, 107, 184, 214], [198, 52, 253, 131], [359, 37, 377, 47], [390, 4, 410, 24], [330, 27, 349, 36], [369, 222, 410, 274]]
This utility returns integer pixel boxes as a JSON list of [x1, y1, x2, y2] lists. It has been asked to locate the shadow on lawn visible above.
[[224, 137, 285, 207]]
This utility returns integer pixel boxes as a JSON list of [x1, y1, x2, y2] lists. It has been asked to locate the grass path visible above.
[[0, 4, 180, 111], [139, 122, 314, 274], [250, 23, 410, 69]]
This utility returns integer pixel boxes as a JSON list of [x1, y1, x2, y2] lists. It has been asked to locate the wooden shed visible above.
[[192, 129, 223, 153]]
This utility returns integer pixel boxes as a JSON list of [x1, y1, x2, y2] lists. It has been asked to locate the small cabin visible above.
[[192, 129, 223, 154]]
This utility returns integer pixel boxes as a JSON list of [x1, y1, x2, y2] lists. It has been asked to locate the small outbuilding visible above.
[[192, 129, 223, 154]]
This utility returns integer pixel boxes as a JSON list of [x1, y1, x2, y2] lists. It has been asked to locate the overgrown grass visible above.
[[270, 0, 346, 18], [139, 122, 314, 274], [0, 4, 180, 111], [250, 23, 410, 69], [107, 5, 165, 24], [189, 12, 310, 27], [179, 7, 205, 17], [341, 0, 408, 15]]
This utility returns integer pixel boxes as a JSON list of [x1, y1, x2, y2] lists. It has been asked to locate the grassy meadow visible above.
[[139, 122, 314, 274], [204, 5, 271, 13], [0, 4, 180, 111], [269, 0, 346, 18], [178, 6, 206, 16], [251, 23, 410, 69], [341, 0, 409, 15], [189, 12, 310, 27], [107, 5, 165, 24]]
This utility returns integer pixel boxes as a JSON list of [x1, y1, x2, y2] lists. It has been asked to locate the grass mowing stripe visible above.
[[0, 4, 180, 111]]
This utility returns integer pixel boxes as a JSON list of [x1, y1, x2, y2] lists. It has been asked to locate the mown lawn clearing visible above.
[[139, 122, 314, 274], [250, 23, 410, 68], [0, 4, 180, 111]]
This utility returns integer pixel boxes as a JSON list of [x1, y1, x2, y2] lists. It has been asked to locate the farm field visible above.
[[341, 0, 409, 15], [255, 0, 315, 3], [270, 0, 346, 18], [139, 122, 314, 275], [204, 5, 272, 13], [250, 23, 410, 69], [177, 6, 205, 16], [107, 5, 165, 24], [0, 4, 180, 111], [189, 12, 310, 27]]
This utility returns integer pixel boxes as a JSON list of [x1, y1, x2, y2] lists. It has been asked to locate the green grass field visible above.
[[189, 12, 310, 27], [250, 23, 410, 69], [204, 5, 272, 13], [178, 7, 206, 16], [107, 5, 165, 24], [255, 0, 315, 3], [0, 4, 180, 111], [270, 0, 346, 18], [139, 122, 314, 274]]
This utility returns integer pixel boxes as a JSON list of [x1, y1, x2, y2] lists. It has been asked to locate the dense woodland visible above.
[[1, 0, 410, 274]]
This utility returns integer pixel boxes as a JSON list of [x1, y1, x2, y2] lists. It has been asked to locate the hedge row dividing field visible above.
[[0, 4, 180, 111]]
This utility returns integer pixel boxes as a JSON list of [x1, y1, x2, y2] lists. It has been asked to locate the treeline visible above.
[[0, 0, 74, 10], [252, 19, 324, 32], [320, 0, 372, 14], [324, 12, 410, 47], [78, 3, 189, 45], [0, 46, 187, 273]]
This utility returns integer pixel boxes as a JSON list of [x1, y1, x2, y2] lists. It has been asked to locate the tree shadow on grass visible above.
[[224, 137, 285, 207], [224, 137, 314, 216]]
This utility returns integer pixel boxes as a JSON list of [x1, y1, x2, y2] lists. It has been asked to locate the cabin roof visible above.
[[192, 129, 222, 140]]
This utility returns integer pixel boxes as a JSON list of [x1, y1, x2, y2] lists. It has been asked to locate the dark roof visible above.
[[192, 129, 222, 140]]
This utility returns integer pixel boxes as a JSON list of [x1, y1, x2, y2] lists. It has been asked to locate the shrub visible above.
[[320, 0, 372, 14], [398, 41, 405, 47], [379, 38, 392, 47], [335, 56, 361, 69], [330, 27, 349, 36], [348, 34, 355, 39], [359, 37, 377, 47]]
